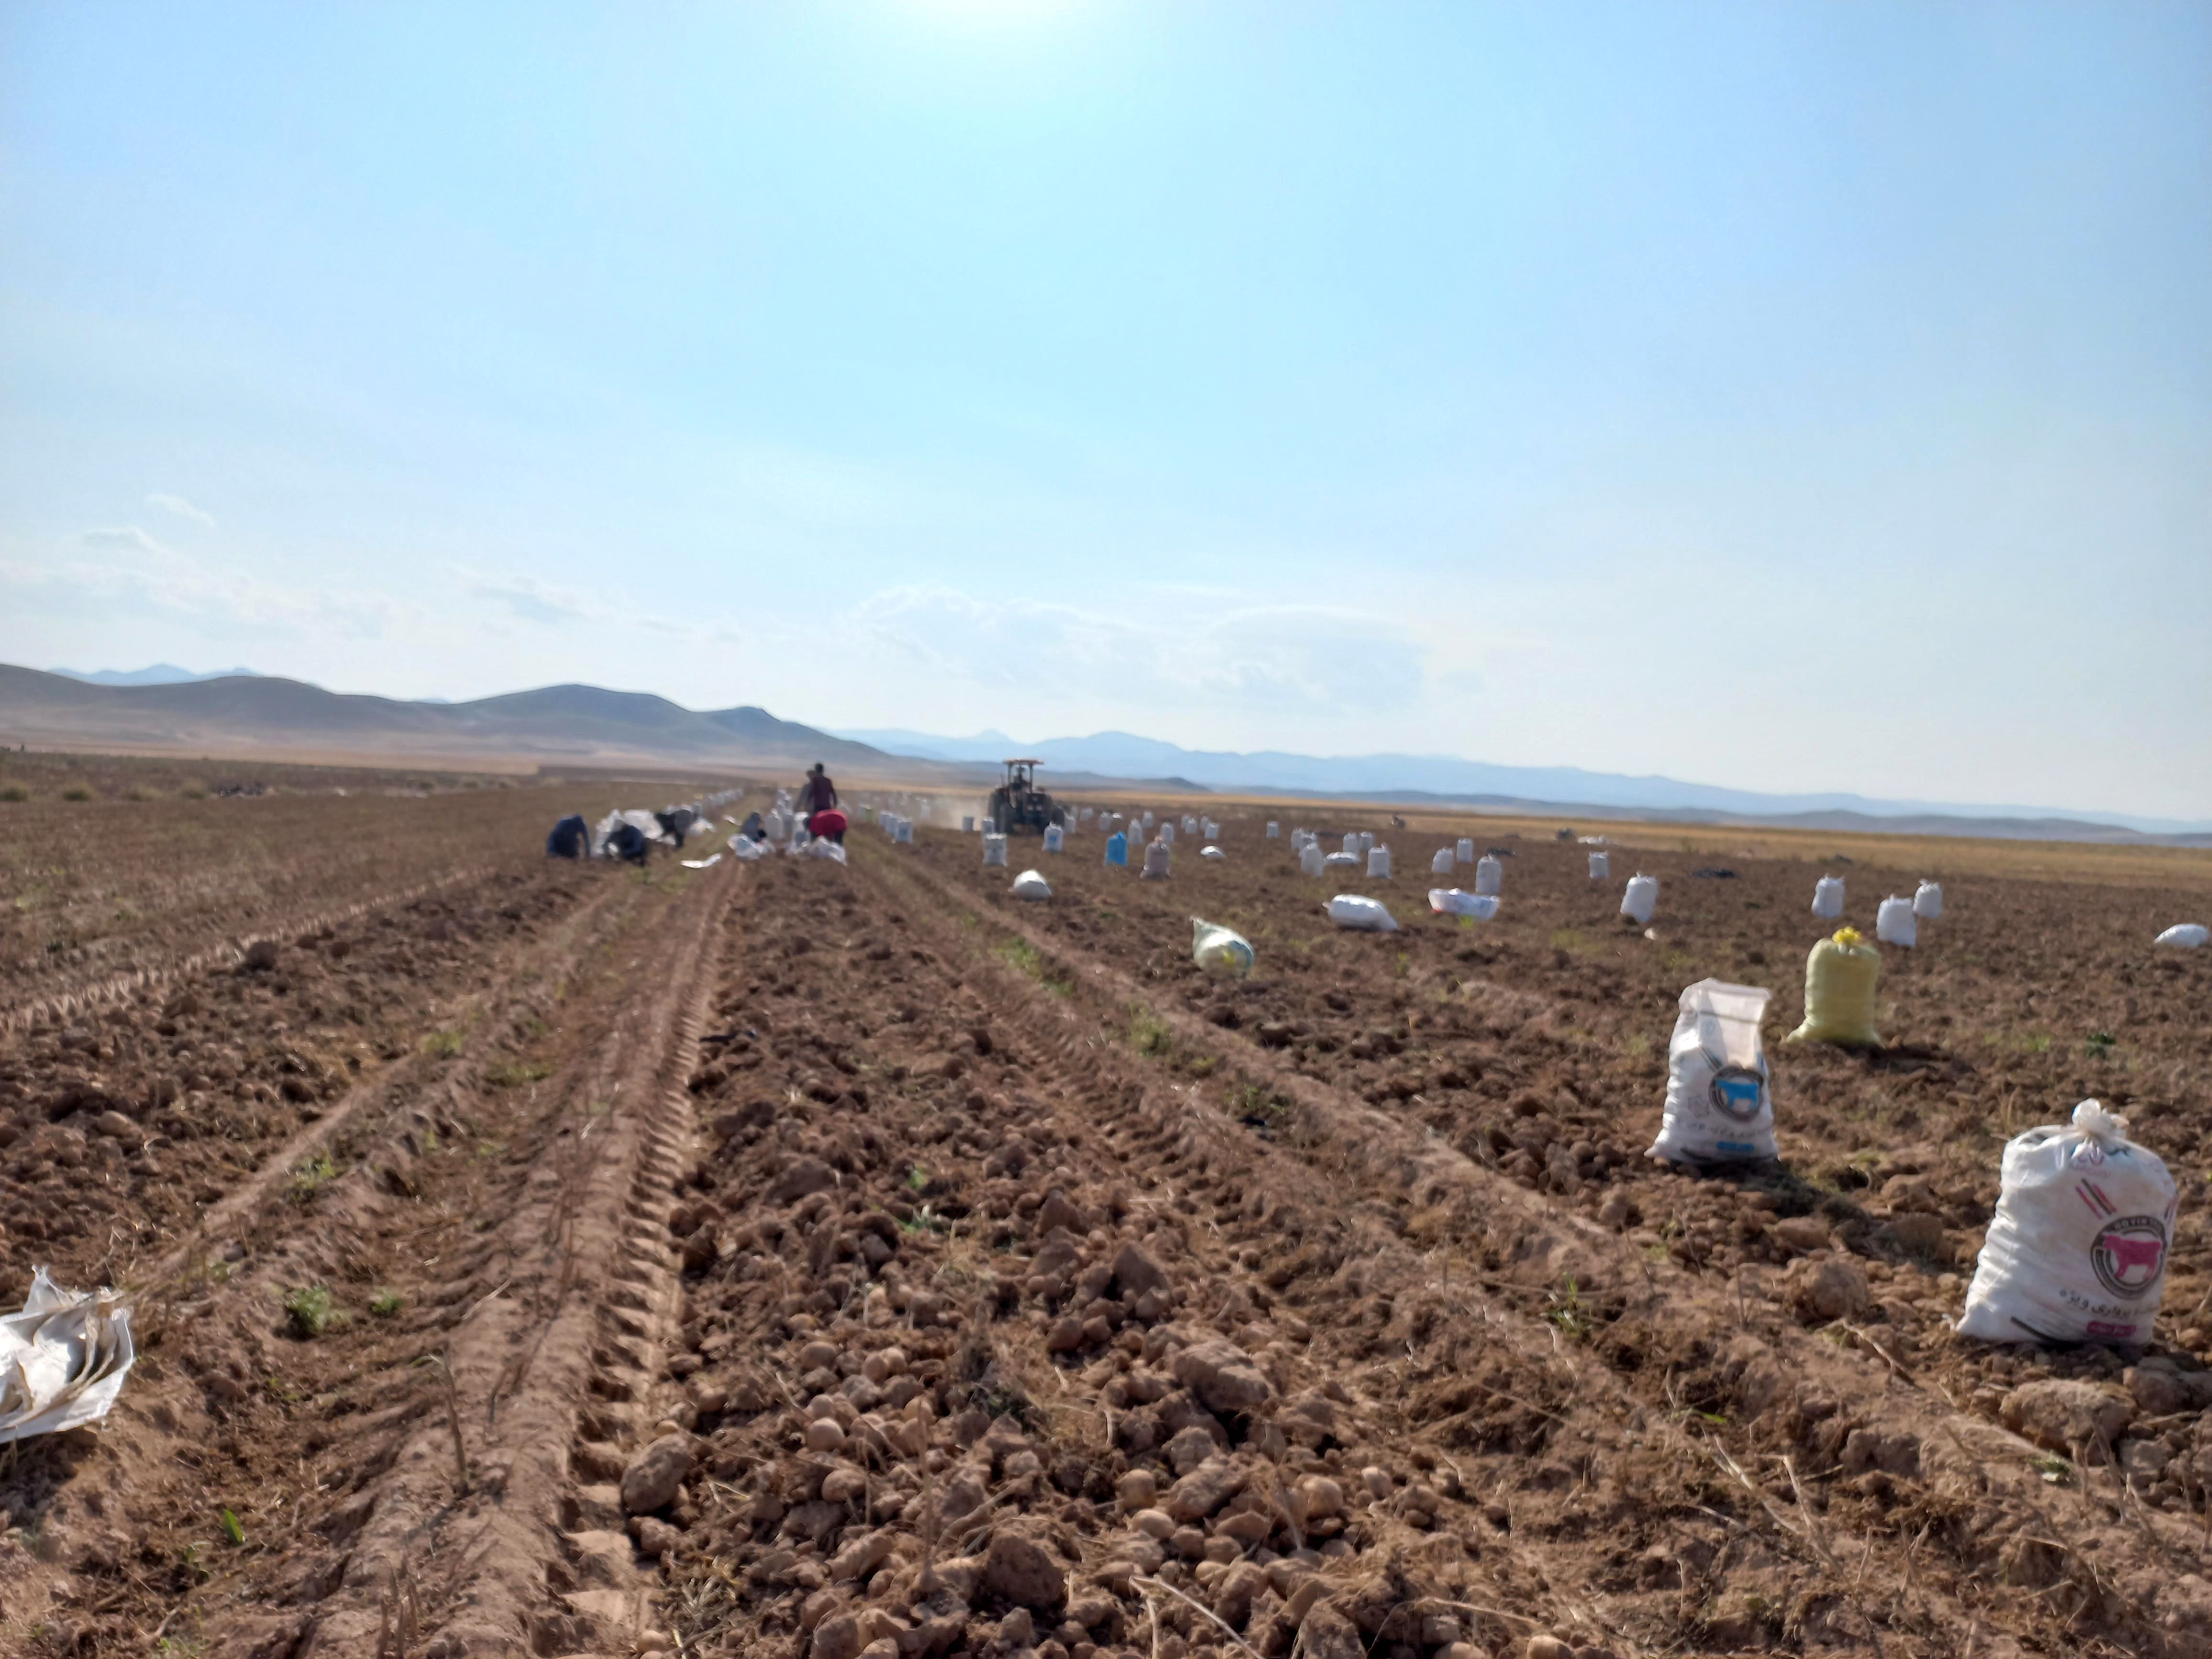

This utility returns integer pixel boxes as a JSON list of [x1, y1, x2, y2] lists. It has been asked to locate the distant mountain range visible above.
[[0, 664, 914, 776], [836, 726, 2212, 840], [50, 663, 263, 687], [5, 665, 2204, 843]]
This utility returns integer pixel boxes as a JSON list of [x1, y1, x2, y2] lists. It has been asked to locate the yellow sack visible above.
[[1787, 927, 1882, 1047]]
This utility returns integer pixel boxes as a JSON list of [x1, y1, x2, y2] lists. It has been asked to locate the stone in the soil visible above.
[[1111, 1240, 1172, 1299], [619, 1434, 695, 1515], [1169, 1337, 1274, 1415], [1771, 1215, 1831, 1254], [1035, 1188, 1085, 1235], [980, 1528, 1067, 1612], [2000, 1379, 2135, 1454], [1163, 1455, 1247, 1522], [630, 1515, 684, 1559], [2124, 1360, 2212, 1416], [1300, 1601, 1366, 1659], [1784, 1255, 1869, 1322]]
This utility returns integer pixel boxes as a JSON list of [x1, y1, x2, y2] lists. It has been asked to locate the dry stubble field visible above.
[[0, 771, 2208, 1659]]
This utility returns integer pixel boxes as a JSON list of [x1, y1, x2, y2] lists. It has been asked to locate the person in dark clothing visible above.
[[800, 763, 837, 817], [546, 815, 588, 859], [654, 810, 688, 849], [608, 822, 651, 865], [738, 810, 765, 842]]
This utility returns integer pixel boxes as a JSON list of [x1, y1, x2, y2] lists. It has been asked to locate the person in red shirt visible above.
[[809, 807, 848, 844]]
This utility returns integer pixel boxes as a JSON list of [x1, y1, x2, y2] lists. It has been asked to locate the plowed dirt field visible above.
[[2, 791, 2209, 1659]]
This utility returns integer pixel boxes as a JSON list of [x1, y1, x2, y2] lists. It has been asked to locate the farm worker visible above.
[[800, 763, 838, 817], [810, 807, 848, 845], [545, 814, 587, 859]]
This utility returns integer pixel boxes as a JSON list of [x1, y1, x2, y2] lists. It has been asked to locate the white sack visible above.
[[1428, 889, 1500, 920], [1200, 845, 1225, 860], [2154, 923, 2209, 949], [1042, 824, 1064, 853], [1648, 980, 1776, 1166], [1342, 833, 1360, 857], [1366, 846, 1392, 878], [0, 1269, 136, 1444], [1358, 832, 1375, 856], [1300, 844, 1326, 877], [1323, 852, 1360, 872], [1473, 855, 1502, 897], [1266, 822, 1280, 839], [1813, 875, 1846, 919], [896, 819, 914, 845], [1913, 881, 1944, 920], [1588, 851, 1610, 881], [728, 834, 769, 862], [1183, 815, 1198, 835], [1160, 823, 1175, 844], [961, 816, 974, 832], [1327, 894, 1399, 932], [1456, 838, 1475, 866], [1431, 848, 1456, 875], [1876, 895, 1917, 947], [1957, 1101, 2176, 1346], [1142, 839, 1172, 879], [805, 839, 848, 864], [1191, 917, 1254, 976], [982, 833, 1008, 868], [1621, 874, 1659, 925], [1011, 869, 1051, 901]]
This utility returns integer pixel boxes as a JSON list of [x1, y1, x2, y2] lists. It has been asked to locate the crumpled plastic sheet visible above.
[[0, 1268, 135, 1444]]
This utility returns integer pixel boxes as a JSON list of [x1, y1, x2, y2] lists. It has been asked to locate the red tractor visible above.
[[987, 759, 1063, 835]]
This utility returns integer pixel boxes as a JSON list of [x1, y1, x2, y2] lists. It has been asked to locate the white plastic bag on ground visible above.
[[728, 834, 768, 861], [0, 1269, 135, 1444], [1813, 875, 1846, 919], [1473, 855, 1502, 896], [1648, 980, 1775, 1166], [1366, 846, 1392, 878], [680, 853, 723, 869], [1300, 843, 1325, 877], [1323, 851, 1360, 872], [1621, 874, 1658, 924], [1142, 839, 1171, 879], [1913, 881, 1944, 920], [2155, 923, 2208, 948], [1042, 824, 1064, 853], [1957, 1101, 2177, 1345], [1876, 895, 1916, 947], [1457, 838, 1475, 866], [1588, 851, 1609, 881], [982, 833, 1007, 868], [1011, 869, 1051, 901], [1428, 889, 1500, 920], [1431, 848, 1455, 875], [1200, 845, 1225, 860], [1191, 917, 1254, 976], [1327, 894, 1398, 931], [805, 839, 847, 864]]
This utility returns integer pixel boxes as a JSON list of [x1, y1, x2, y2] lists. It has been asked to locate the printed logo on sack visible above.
[[1709, 1067, 1765, 1123], [2078, 1181, 2168, 1296]]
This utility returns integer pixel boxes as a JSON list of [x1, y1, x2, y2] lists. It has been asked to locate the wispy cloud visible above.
[[466, 573, 605, 625], [146, 493, 218, 528], [3, 528, 415, 638], [846, 585, 1433, 716]]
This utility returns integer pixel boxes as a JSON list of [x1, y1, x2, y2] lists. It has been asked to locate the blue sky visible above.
[[3, 2, 2207, 818]]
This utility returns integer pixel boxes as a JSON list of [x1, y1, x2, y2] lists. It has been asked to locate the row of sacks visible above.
[[1648, 974, 2179, 1348]]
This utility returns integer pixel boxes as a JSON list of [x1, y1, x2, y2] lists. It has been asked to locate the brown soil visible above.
[[2, 796, 2209, 1658]]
